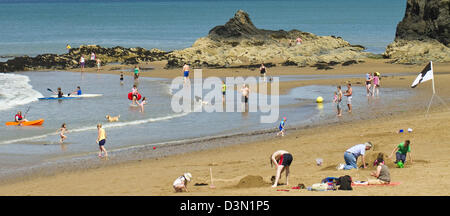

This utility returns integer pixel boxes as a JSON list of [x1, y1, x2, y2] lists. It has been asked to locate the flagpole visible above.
[[426, 61, 435, 116], [431, 61, 435, 94]]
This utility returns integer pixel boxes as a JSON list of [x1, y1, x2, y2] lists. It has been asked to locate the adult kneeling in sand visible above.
[[270, 150, 293, 187], [173, 173, 192, 192], [338, 142, 372, 170]]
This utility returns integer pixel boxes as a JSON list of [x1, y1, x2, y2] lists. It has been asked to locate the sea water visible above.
[[0, 71, 416, 177], [0, 0, 406, 60]]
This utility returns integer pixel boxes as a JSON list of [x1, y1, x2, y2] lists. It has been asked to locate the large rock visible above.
[[0, 45, 168, 72], [384, 0, 450, 64], [166, 10, 368, 68]]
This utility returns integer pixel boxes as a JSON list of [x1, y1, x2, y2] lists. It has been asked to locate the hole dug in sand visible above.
[[235, 175, 271, 188]]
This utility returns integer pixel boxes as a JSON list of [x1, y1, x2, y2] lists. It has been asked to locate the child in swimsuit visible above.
[[277, 117, 287, 136], [58, 123, 67, 143], [138, 97, 147, 112]]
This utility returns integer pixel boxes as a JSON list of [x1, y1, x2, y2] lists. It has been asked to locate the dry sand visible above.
[[0, 58, 449, 196]]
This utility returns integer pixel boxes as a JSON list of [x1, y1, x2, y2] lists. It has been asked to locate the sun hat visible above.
[[365, 142, 373, 148], [184, 173, 192, 182]]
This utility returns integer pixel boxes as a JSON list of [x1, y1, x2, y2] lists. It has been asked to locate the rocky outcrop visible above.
[[166, 10, 368, 68], [0, 45, 168, 72], [384, 0, 450, 64]]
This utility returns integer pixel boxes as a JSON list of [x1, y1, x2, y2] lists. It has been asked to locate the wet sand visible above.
[[1, 58, 449, 195]]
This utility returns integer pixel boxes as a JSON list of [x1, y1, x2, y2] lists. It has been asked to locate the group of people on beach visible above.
[[78, 52, 101, 73], [333, 83, 352, 116], [365, 72, 381, 97]]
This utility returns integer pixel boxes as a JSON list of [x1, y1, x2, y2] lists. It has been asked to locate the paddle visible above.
[[24, 106, 31, 117]]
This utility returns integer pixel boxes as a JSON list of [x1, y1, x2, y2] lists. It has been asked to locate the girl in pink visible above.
[[372, 73, 380, 97]]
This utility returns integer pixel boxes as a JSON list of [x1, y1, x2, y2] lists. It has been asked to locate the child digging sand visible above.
[[173, 173, 192, 192]]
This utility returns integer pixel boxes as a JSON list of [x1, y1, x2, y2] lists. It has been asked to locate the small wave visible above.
[[0, 73, 43, 111], [0, 111, 191, 145]]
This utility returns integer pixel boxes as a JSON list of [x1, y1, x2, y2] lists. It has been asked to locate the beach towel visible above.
[[352, 182, 401, 186]]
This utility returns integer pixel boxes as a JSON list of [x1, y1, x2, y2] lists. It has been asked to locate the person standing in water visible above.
[[222, 80, 226, 103], [270, 150, 293, 187], [131, 84, 139, 105], [57, 123, 68, 143], [120, 72, 124, 85], [260, 64, 267, 82], [134, 65, 140, 80], [336, 86, 343, 117], [372, 72, 380, 97], [344, 83, 353, 113], [96, 123, 107, 158], [138, 97, 147, 112], [183, 63, 190, 83], [365, 72, 373, 96], [96, 58, 101, 72], [80, 56, 85, 72], [241, 84, 250, 105]]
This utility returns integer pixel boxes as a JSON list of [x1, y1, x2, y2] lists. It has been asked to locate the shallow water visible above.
[[0, 71, 416, 177]]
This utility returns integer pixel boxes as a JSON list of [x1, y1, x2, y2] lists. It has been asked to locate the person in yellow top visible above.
[[66, 44, 71, 50], [222, 81, 226, 103], [96, 123, 108, 158]]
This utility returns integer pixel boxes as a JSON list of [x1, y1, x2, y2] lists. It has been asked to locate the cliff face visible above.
[[166, 10, 367, 68], [395, 0, 449, 45], [384, 0, 450, 64]]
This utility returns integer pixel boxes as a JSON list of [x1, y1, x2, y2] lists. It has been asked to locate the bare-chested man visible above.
[[241, 84, 250, 104], [183, 63, 190, 83], [344, 83, 353, 113], [270, 150, 293, 187]]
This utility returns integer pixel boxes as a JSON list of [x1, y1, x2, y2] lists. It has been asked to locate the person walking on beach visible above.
[[183, 63, 190, 83], [90, 52, 96, 61], [344, 83, 353, 113], [260, 64, 267, 82], [270, 150, 293, 187], [57, 123, 68, 144], [134, 65, 140, 80], [336, 86, 343, 116], [365, 72, 373, 96], [388, 140, 413, 167], [337, 142, 372, 170], [96, 123, 107, 158], [372, 72, 380, 97], [80, 56, 85, 72], [96, 58, 101, 72], [277, 117, 287, 137], [173, 173, 192, 192], [296, 37, 302, 45], [241, 84, 250, 105]]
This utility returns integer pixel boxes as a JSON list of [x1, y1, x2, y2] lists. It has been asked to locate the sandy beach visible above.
[[0, 59, 449, 196]]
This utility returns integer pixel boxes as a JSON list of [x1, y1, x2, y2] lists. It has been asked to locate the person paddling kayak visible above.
[[49, 87, 64, 98], [14, 111, 28, 125], [68, 86, 82, 96]]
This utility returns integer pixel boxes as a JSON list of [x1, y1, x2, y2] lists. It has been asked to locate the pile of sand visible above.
[[235, 175, 270, 188]]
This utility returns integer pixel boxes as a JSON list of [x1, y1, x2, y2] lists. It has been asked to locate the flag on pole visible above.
[[411, 61, 433, 88]]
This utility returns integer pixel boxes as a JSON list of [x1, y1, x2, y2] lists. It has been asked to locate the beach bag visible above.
[[337, 175, 352, 190]]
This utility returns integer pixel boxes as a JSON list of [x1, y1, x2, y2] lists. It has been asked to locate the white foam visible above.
[[0, 111, 192, 145], [0, 73, 43, 111]]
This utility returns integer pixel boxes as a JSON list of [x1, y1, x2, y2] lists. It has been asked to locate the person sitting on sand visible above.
[[270, 150, 293, 187], [355, 153, 391, 185], [138, 97, 147, 112], [96, 123, 108, 158], [338, 142, 372, 170], [57, 123, 68, 144], [173, 173, 192, 192], [277, 117, 287, 137], [388, 140, 413, 167], [14, 111, 28, 125]]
